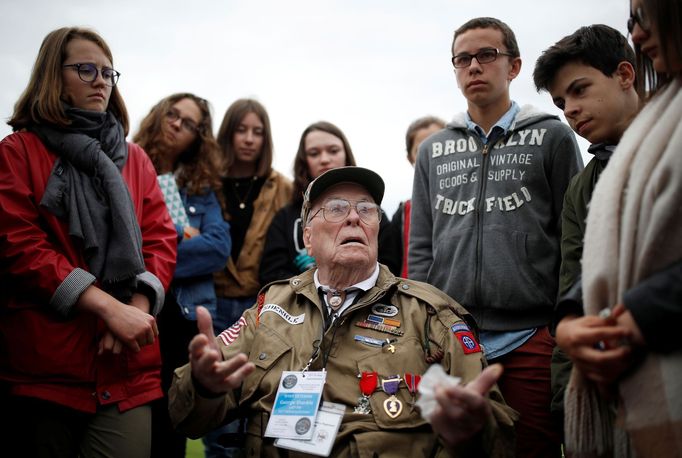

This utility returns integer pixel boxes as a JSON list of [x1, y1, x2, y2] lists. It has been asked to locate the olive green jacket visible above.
[[558, 154, 610, 297], [170, 265, 516, 457], [552, 151, 610, 418]]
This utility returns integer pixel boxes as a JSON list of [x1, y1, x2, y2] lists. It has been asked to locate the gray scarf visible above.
[[33, 106, 145, 302]]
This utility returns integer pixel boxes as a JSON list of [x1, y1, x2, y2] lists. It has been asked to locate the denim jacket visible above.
[[172, 189, 231, 320]]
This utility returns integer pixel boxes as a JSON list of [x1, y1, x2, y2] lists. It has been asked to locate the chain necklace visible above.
[[230, 176, 258, 210]]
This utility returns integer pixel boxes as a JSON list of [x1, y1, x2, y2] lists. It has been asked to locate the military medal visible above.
[[404, 373, 421, 409], [354, 335, 384, 348], [354, 320, 404, 336], [371, 304, 399, 317], [381, 375, 403, 418], [326, 289, 345, 309], [382, 338, 397, 353], [366, 314, 401, 327], [354, 371, 378, 414]]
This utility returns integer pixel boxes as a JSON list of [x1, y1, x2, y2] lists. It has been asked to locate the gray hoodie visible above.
[[409, 105, 582, 331]]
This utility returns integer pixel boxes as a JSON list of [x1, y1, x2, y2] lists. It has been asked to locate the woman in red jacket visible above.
[[0, 27, 177, 457]]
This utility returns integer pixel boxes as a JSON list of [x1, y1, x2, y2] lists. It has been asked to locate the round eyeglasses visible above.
[[451, 48, 514, 69], [627, 6, 650, 33], [165, 109, 201, 134], [310, 199, 381, 225], [63, 63, 120, 87]]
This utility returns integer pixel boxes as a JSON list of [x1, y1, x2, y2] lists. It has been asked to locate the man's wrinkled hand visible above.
[[188, 306, 255, 395]]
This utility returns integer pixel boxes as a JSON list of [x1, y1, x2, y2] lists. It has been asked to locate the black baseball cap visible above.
[[301, 166, 385, 223]]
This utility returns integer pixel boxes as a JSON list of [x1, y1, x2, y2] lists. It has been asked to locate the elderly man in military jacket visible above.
[[169, 166, 516, 457]]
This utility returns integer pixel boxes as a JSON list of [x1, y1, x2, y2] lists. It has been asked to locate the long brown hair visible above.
[[216, 98, 273, 178], [405, 116, 446, 157], [8, 27, 129, 134], [134, 93, 222, 194], [291, 121, 356, 204], [634, 0, 682, 97]]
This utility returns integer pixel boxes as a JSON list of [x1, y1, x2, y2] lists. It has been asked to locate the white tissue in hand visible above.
[[416, 364, 461, 423]]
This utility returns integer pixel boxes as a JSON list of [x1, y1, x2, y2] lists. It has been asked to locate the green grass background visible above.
[[185, 438, 204, 457]]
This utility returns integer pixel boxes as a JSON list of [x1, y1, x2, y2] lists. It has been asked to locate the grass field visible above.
[[185, 438, 204, 458]]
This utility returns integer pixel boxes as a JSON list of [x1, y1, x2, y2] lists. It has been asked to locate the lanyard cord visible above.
[[302, 290, 333, 372], [302, 289, 362, 372], [293, 217, 305, 253]]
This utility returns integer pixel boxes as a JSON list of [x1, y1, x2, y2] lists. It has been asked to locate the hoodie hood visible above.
[[447, 104, 559, 132]]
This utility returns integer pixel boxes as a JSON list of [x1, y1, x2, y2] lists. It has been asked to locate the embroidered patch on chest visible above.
[[451, 323, 481, 354], [258, 303, 305, 325], [371, 303, 399, 317], [218, 316, 247, 346]]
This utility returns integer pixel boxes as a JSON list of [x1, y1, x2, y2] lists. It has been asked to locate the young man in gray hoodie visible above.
[[409, 17, 583, 458]]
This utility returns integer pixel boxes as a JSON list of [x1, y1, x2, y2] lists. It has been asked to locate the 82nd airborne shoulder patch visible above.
[[451, 322, 481, 354]]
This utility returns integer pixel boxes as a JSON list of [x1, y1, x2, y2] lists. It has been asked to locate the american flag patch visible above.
[[218, 316, 247, 346]]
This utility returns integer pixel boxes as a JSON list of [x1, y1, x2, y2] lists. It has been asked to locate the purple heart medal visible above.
[[381, 375, 403, 418]]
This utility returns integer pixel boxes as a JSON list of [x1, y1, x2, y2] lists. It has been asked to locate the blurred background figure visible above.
[[134, 92, 231, 458], [209, 98, 291, 457], [560, 0, 682, 456], [260, 121, 399, 285], [390, 116, 445, 278], [0, 27, 176, 457]]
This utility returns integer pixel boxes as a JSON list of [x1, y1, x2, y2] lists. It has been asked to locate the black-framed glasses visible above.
[[165, 109, 201, 134], [63, 63, 120, 87], [310, 199, 382, 225], [451, 48, 514, 68], [627, 5, 650, 33]]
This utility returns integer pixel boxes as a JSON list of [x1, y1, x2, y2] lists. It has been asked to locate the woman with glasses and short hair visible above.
[[134, 93, 231, 458], [0, 27, 177, 457], [560, 0, 682, 456], [259, 121, 399, 286], [207, 98, 291, 457]]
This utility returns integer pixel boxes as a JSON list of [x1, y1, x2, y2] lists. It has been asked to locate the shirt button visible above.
[[101, 391, 111, 400], [258, 353, 267, 360], [402, 284, 409, 290], [189, 206, 196, 213], [292, 279, 301, 286]]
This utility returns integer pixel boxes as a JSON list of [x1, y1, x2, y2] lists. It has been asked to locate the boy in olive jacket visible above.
[[533, 24, 639, 423]]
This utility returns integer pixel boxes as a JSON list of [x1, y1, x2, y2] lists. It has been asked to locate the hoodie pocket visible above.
[[479, 225, 554, 308]]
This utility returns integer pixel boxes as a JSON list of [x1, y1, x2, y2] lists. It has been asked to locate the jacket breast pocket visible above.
[[185, 201, 207, 228], [355, 336, 429, 430], [240, 325, 293, 405]]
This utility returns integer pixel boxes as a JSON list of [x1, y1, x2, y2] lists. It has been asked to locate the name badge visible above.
[[259, 304, 305, 325], [274, 402, 345, 456], [265, 371, 326, 440]]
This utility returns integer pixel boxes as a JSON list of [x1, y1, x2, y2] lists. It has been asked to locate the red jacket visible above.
[[0, 132, 177, 413]]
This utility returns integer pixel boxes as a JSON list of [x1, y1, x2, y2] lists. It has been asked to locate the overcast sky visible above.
[[0, 0, 630, 215]]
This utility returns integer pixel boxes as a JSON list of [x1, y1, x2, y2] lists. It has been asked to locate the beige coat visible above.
[[170, 265, 516, 457], [214, 169, 292, 298]]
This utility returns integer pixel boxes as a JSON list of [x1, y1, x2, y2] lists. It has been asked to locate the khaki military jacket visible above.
[[170, 265, 516, 457]]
